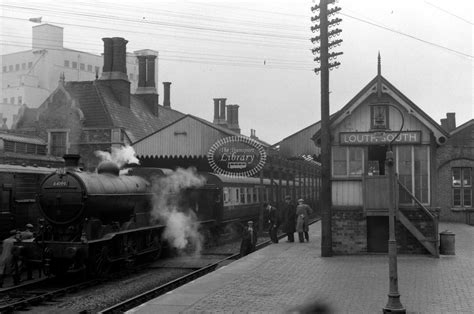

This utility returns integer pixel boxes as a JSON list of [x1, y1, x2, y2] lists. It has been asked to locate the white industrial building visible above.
[[1, 23, 158, 129]]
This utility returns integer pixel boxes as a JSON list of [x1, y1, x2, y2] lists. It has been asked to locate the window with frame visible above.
[[64, 60, 70, 67], [397, 145, 430, 205], [332, 146, 364, 177], [50, 131, 67, 156], [452, 168, 472, 208], [371, 105, 389, 130], [223, 187, 230, 204], [72, 62, 77, 69], [240, 188, 246, 204]]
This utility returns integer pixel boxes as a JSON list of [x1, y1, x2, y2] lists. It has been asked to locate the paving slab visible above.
[[128, 221, 474, 314]]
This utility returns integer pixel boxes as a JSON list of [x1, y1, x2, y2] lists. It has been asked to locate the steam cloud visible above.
[[150, 168, 206, 254], [94, 145, 140, 168]]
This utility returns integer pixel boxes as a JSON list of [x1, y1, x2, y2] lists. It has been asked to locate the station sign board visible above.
[[339, 131, 421, 145], [207, 136, 266, 177]]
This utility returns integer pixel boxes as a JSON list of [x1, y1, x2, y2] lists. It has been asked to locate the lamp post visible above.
[[383, 105, 406, 313]]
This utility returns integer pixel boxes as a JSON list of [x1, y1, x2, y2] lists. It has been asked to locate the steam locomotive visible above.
[[11, 155, 318, 278]]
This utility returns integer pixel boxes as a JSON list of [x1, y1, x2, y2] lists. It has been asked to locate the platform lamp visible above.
[[383, 104, 406, 313]]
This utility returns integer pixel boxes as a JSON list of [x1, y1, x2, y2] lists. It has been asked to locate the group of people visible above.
[[240, 197, 313, 257], [266, 197, 312, 244]]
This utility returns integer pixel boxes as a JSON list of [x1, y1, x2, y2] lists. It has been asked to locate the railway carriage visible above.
[[0, 164, 55, 240]]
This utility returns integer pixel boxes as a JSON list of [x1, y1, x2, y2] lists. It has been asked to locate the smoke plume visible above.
[[94, 145, 140, 168], [149, 168, 206, 254]]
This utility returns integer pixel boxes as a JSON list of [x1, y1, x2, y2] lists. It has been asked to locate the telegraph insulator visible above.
[[311, 24, 320, 33], [328, 17, 342, 26], [328, 61, 341, 69], [311, 46, 321, 55], [328, 6, 342, 16], [311, 4, 320, 12], [314, 67, 321, 74], [311, 35, 321, 43], [314, 56, 321, 62], [328, 51, 343, 59], [311, 15, 320, 22], [328, 39, 343, 49], [328, 28, 342, 37]]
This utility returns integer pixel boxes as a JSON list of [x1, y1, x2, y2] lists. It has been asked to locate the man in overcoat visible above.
[[264, 203, 279, 243], [282, 196, 296, 242], [296, 198, 312, 242]]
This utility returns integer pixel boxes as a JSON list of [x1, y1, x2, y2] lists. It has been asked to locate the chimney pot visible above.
[[102, 38, 113, 73], [219, 98, 226, 121]]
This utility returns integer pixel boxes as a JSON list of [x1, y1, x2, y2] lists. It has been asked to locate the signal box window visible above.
[[332, 146, 364, 177], [452, 168, 472, 208], [50, 131, 67, 156]]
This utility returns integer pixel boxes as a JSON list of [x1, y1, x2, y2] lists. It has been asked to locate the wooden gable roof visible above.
[[312, 75, 449, 144]]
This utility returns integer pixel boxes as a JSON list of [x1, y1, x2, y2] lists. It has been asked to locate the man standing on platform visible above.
[[264, 203, 279, 243], [282, 196, 296, 242], [296, 198, 312, 243]]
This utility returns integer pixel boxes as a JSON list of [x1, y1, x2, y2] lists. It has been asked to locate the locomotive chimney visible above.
[[63, 154, 81, 169]]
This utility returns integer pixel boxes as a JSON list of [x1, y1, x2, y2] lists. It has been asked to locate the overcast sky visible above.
[[1, 0, 473, 144]]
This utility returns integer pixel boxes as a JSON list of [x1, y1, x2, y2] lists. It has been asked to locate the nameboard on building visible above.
[[207, 136, 267, 177], [339, 131, 421, 145]]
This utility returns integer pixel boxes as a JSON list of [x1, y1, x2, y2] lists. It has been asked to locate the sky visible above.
[[1, 0, 473, 145]]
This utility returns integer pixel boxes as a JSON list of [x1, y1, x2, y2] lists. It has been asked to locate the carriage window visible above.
[[234, 188, 240, 204], [223, 187, 230, 204], [240, 188, 246, 204], [1, 184, 12, 212], [247, 188, 253, 203], [253, 187, 258, 203]]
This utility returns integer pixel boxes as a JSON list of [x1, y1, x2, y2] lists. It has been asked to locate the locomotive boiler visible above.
[[19, 155, 164, 276]]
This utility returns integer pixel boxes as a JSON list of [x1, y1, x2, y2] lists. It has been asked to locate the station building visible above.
[[281, 58, 463, 256]]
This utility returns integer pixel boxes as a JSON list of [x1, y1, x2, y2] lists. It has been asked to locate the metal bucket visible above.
[[439, 230, 455, 255]]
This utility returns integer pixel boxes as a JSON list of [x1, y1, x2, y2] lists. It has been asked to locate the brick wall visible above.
[[435, 124, 474, 223], [332, 207, 367, 254], [332, 207, 435, 255]]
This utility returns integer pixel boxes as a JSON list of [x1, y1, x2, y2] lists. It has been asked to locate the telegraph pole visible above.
[[310, 0, 342, 257]]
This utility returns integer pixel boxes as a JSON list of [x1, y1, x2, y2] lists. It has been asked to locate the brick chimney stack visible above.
[[440, 112, 456, 132], [134, 50, 159, 115], [227, 104, 240, 134], [213, 98, 220, 123], [99, 37, 130, 108], [219, 98, 227, 125], [163, 82, 171, 108]]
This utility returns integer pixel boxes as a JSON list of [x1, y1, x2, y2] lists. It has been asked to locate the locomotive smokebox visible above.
[[63, 154, 81, 169]]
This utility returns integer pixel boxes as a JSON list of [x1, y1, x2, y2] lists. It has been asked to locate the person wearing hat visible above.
[[240, 220, 258, 257], [296, 198, 312, 243], [264, 203, 280, 243], [282, 195, 296, 242]]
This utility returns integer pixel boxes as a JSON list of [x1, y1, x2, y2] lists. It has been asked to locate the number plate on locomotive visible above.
[[52, 180, 69, 187]]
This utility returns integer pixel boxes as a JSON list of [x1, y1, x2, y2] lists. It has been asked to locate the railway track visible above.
[[99, 218, 320, 313]]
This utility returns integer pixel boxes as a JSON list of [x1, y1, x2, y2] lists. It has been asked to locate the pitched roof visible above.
[[134, 114, 272, 148], [18, 80, 185, 143], [450, 119, 473, 136], [312, 75, 449, 141]]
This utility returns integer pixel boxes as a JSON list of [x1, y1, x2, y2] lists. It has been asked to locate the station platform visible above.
[[128, 221, 473, 313]]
